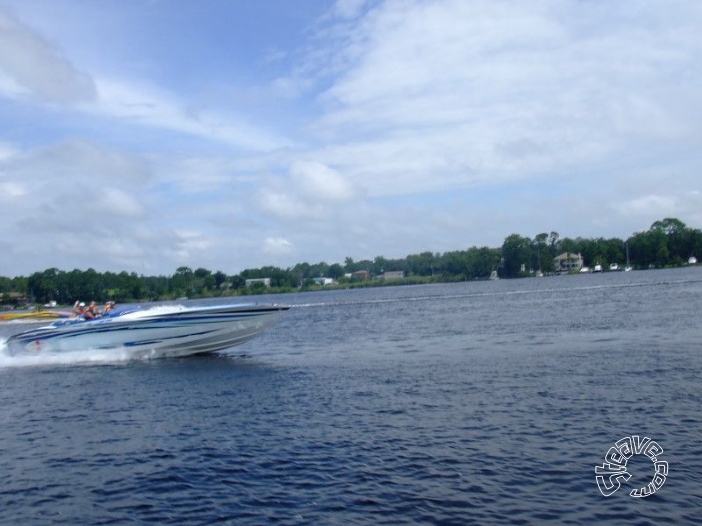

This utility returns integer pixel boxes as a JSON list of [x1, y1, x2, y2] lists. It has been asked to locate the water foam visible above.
[[0, 340, 160, 369], [0, 303, 234, 368]]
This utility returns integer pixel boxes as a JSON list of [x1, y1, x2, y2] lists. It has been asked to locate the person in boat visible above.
[[73, 300, 86, 317], [103, 301, 116, 314], [83, 301, 100, 319]]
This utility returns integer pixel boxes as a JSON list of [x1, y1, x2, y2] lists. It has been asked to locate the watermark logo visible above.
[[595, 435, 668, 498]]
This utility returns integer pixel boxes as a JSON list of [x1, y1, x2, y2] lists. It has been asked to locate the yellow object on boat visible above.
[[0, 310, 71, 321]]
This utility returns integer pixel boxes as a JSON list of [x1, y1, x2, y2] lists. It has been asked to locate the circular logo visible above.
[[595, 435, 668, 497]]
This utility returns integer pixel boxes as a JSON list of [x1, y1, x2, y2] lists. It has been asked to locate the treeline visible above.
[[1, 217, 700, 306]]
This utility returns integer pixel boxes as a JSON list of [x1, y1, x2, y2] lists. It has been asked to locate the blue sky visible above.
[[1, 0, 701, 277]]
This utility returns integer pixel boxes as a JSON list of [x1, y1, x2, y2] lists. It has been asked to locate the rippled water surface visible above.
[[1, 268, 701, 524]]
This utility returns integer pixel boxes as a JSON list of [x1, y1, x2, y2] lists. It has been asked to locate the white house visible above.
[[245, 278, 271, 288], [553, 252, 584, 272]]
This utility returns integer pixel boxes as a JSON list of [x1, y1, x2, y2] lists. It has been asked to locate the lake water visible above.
[[1, 268, 701, 524]]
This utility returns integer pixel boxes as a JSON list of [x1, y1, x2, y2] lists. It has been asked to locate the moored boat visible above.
[[5, 303, 289, 358]]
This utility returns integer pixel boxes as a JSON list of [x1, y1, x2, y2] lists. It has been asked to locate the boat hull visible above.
[[6, 304, 288, 358]]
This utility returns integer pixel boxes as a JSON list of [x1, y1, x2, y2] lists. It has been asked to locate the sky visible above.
[[1, 0, 701, 277]]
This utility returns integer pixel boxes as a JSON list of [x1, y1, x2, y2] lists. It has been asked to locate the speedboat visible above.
[[5, 303, 289, 358]]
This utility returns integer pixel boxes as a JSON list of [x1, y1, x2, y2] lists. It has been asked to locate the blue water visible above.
[[1, 268, 701, 524]]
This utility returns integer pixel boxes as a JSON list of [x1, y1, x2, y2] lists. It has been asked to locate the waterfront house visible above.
[[553, 252, 584, 272], [245, 278, 271, 288]]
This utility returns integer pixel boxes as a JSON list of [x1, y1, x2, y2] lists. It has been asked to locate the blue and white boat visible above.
[[6, 303, 288, 358]]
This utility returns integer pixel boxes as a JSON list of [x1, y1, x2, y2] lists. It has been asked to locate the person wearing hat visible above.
[[73, 300, 86, 317]]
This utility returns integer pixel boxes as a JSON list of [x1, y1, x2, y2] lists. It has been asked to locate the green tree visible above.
[[172, 267, 193, 296], [328, 263, 344, 279], [406, 251, 437, 277], [214, 271, 228, 290], [438, 250, 469, 279], [651, 217, 686, 236], [501, 234, 532, 277]]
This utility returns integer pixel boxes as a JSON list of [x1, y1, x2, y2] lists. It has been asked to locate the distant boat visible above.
[[489, 270, 499, 280], [609, 263, 619, 271], [580, 266, 590, 273], [689, 256, 698, 265], [593, 264, 603, 273], [624, 242, 632, 271]]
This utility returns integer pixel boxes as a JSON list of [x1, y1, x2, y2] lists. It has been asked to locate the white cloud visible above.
[[0, 7, 96, 103], [88, 78, 290, 152], [263, 237, 294, 257], [270, 75, 314, 99], [618, 195, 677, 217], [0, 181, 26, 200], [615, 190, 702, 230], [0, 3, 291, 152], [173, 229, 213, 254], [91, 187, 144, 218], [258, 189, 326, 221], [0, 141, 18, 161], [3, 139, 151, 192], [333, 0, 370, 19], [290, 160, 359, 202], [256, 160, 360, 222], [309, 0, 702, 196]]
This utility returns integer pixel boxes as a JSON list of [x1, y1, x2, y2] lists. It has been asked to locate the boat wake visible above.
[[0, 337, 171, 368]]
